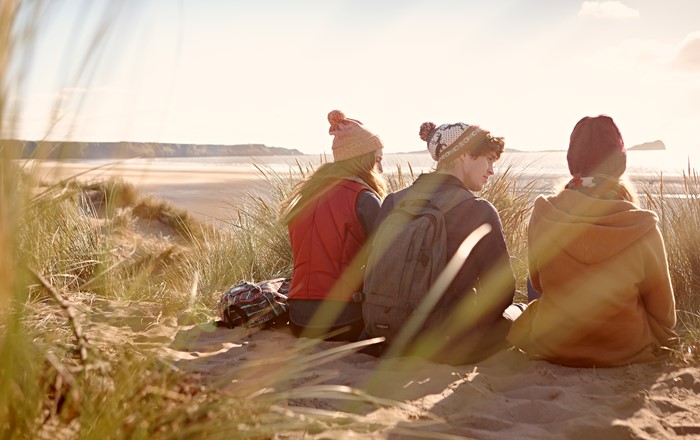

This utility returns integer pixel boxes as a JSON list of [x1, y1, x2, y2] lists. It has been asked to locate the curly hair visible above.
[[437, 133, 505, 169]]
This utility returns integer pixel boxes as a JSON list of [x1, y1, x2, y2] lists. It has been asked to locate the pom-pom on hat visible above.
[[567, 115, 627, 178], [419, 121, 488, 164], [328, 110, 384, 162]]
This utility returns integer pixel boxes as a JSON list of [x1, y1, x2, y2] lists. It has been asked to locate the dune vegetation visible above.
[[0, 155, 699, 438], [2, 1, 699, 437]]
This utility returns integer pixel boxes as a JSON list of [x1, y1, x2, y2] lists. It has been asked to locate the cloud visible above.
[[578, 1, 640, 19], [672, 31, 700, 71], [589, 32, 700, 74]]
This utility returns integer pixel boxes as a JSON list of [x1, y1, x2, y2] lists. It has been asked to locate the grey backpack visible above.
[[362, 188, 473, 342]]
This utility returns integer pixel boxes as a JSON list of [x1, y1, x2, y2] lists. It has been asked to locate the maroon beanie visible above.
[[567, 115, 627, 178]]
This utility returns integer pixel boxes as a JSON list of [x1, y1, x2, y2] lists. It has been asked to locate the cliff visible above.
[[2, 140, 304, 159]]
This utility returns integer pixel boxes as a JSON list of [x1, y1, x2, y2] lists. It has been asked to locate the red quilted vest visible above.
[[288, 179, 368, 302]]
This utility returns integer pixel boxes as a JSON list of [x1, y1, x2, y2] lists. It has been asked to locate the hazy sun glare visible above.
[[4, 0, 700, 158]]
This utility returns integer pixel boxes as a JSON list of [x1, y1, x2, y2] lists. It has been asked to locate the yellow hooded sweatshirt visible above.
[[508, 190, 676, 367]]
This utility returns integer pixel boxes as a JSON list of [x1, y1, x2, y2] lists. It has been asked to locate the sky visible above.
[[5, 0, 700, 157]]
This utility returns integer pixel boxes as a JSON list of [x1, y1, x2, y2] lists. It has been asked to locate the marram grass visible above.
[[3, 1, 494, 437], [0, 164, 431, 438], [4, 146, 700, 438]]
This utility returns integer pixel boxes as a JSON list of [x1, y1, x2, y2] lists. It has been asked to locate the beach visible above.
[[26, 154, 691, 225], [88, 299, 700, 439], [25, 156, 700, 439], [25, 159, 277, 224]]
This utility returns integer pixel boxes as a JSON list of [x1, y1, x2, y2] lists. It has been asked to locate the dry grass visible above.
[[0, 147, 537, 437], [2, 2, 699, 436], [640, 169, 700, 361], [3, 154, 700, 437]]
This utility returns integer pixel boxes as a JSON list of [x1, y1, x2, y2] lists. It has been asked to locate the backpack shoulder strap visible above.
[[396, 186, 475, 217]]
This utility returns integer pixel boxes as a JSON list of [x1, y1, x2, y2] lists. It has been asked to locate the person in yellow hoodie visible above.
[[508, 115, 677, 367]]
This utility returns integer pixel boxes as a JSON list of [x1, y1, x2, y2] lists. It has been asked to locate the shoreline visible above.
[[512, 171, 689, 196], [24, 160, 691, 224]]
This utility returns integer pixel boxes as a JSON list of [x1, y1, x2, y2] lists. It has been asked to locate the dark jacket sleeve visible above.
[[372, 192, 395, 232], [527, 198, 543, 294], [476, 200, 517, 304], [356, 190, 382, 236], [445, 198, 516, 325]]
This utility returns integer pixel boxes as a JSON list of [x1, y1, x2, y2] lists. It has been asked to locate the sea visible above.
[[51, 149, 698, 201], [75, 149, 697, 179], [37, 149, 697, 222]]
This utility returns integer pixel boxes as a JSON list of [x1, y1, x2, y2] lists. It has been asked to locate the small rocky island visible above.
[[627, 140, 666, 151]]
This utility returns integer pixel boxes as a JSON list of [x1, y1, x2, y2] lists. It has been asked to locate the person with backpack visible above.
[[362, 120, 522, 364], [508, 115, 677, 367], [279, 110, 387, 341]]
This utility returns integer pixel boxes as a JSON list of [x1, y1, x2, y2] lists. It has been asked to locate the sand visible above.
[[82, 303, 700, 439], [27, 159, 689, 224], [35, 158, 700, 439], [25, 159, 275, 225]]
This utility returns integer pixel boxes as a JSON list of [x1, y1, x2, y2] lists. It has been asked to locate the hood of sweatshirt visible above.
[[530, 190, 659, 265]]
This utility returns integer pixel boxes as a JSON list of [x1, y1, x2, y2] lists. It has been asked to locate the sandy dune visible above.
[[78, 299, 700, 439], [39, 157, 700, 439]]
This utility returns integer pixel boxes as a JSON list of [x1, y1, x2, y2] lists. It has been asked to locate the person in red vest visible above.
[[279, 110, 387, 341]]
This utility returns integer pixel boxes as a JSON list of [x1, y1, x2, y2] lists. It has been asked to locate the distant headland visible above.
[[4, 138, 666, 159], [2, 140, 304, 159]]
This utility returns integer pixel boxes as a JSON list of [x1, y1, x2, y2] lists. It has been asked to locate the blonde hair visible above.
[[279, 151, 387, 226], [562, 174, 638, 204]]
